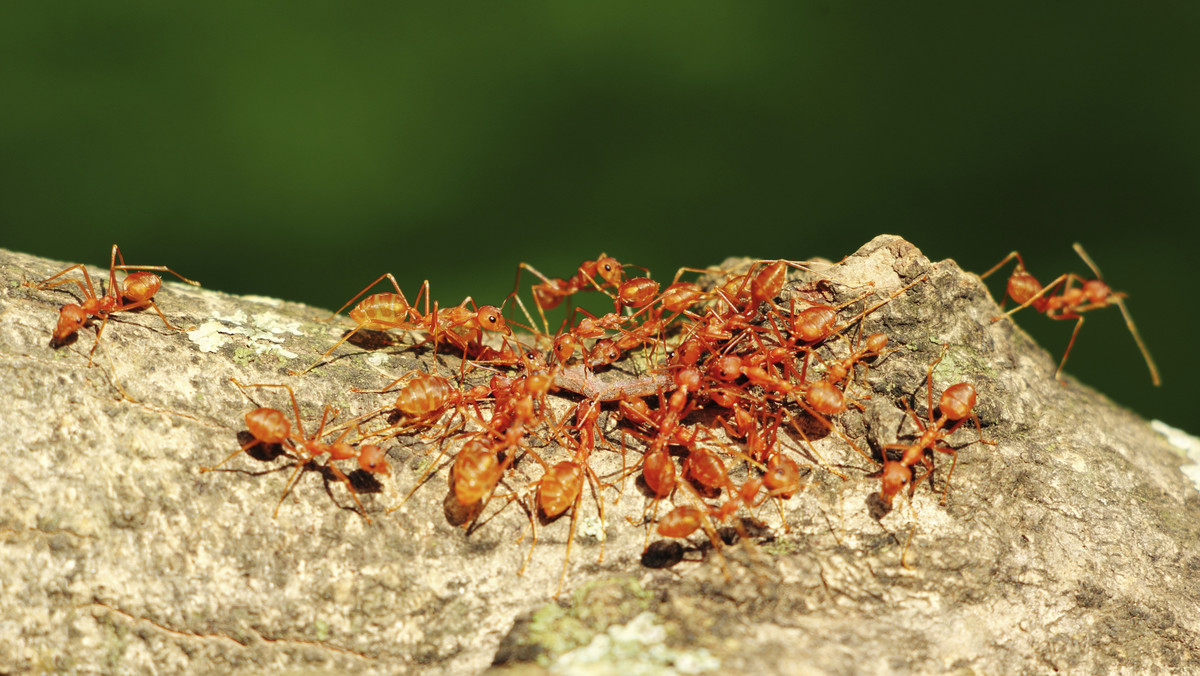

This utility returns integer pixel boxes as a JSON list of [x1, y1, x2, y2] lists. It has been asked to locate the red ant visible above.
[[519, 438, 609, 597], [355, 371, 491, 437], [877, 346, 994, 509], [981, 243, 1159, 386], [26, 244, 200, 363], [290, 273, 512, 375], [359, 371, 493, 508], [514, 254, 627, 335], [204, 379, 390, 522]]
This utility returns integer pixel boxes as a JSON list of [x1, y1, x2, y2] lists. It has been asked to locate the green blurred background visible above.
[[2, 3, 1194, 427]]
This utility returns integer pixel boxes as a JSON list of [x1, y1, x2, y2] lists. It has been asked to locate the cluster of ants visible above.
[[25, 243, 1159, 587]]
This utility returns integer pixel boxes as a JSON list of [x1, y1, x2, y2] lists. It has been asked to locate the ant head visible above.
[[672, 337, 706, 366], [551, 333, 578, 363], [589, 338, 621, 367], [52, 304, 89, 342], [708, 354, 743, 382], [575, 398, 600, 425], [475, 306, 511, 334], [938, 383, 977, 420], [519, 349, 547, 373], [764, 454, 800, 498], [707, 385, 740, 409], [121, 271, 162, 302], [357, 444, 390, 475], [595, 255, 624, 287], [879, 461, 911, 508]]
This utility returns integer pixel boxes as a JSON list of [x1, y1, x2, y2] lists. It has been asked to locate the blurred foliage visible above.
[[1, 3, 1195, 425]]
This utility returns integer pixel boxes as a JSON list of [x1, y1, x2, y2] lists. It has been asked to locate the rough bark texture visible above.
[[1, 236, 1196, 675]]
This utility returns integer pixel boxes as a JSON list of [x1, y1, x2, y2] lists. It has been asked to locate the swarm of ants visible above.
[[25, 242, 1160, 593]]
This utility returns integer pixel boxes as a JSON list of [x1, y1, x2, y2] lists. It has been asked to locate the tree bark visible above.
[[1, 237, 1195, 674]]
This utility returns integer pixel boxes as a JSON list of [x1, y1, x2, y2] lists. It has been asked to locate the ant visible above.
[[204, 379, 389, 522], [513, 254, 628, 336], [26, 244, 200, 363], [877, 346, 994, 509], [981, 243, 1159, 386], [290, 273, 513, 376]]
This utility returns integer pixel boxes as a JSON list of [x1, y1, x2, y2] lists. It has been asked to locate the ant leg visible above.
[[109, 245, 199, 292], [324, 462, 370, 523], [412, 280, 432, 325], [925, 346, 948, 424], [790, 393, 874, 467], [201, 436, 271, 473], [113, 265, 201, 287], [112, 246, 201, 287], [553, 489, 585, 599], [838, 274, 928, 333], [780, 409, 850, 479], [29, 264, 95, 298], [1053, 314, 1085, 384], [979, 251, 1024, 280], [116, 298, 193, 333], [1070, 243, 1160, 385], [321, 273, 408, 322], [288, 318, 409, 376], [352, 370, 419, 394], [85, 314, 115, 367], [899, 498, 919, 569], [389, 435, 458, 512], [1111, 297, 1161, 385], [274, 451, 317, 517], [513, 262, 559, 337]]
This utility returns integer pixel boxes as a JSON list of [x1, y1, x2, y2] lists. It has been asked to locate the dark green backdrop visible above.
[[3, 4, 1193, 427]]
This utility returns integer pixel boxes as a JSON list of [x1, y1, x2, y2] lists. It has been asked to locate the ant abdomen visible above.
[[938, 383, 977, 421]]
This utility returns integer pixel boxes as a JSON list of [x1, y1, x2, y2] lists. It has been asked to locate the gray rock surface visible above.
[[1, 237, 1196, 674]]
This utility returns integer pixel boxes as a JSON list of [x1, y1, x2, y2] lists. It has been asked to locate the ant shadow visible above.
[[337, 327, 470, 375], [301, 465, 386, 517], [235, 431, 292, 464], [865, 491, 894, 521], [640, 518, 769, 570], [443, 488, 485, 528], [344, 328, 401, 352], [49, 332, 80, 349]]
